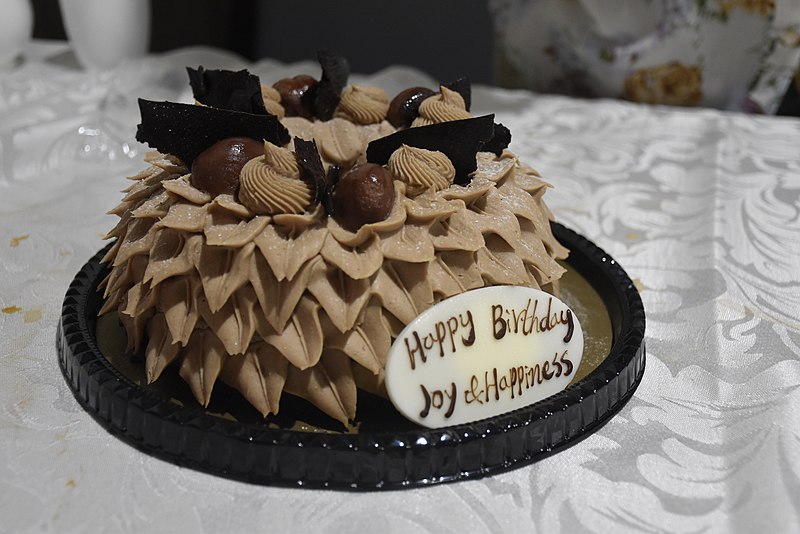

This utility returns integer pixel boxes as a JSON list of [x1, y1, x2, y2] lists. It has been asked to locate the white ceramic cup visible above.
[[59, 0, 150, 70]]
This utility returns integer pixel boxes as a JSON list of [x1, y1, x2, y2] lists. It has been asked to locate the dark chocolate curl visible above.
[[293, 137, 329, 208], [314, 50, 350, 120], [444, 76, 471, 111], [187, 67, 268, 115], [367, 115, 496, 184], [135, 99, 290, 165]]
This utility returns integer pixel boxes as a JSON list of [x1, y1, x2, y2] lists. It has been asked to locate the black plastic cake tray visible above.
[[56, 222, 646, 490]]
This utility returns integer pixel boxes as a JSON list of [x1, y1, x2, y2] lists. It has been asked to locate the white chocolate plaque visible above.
[[384, 286, 584, 428]]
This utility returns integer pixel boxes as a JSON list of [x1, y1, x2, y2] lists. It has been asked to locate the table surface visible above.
[[2, 42, 800, 534]]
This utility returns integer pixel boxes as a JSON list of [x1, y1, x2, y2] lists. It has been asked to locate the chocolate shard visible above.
[[326, 164, 341, 189], [187, 67, 269, 115], [136, 99, 290, 165], [324, 165, 341, 214], [314, 50, 350, 120], [482, 122, 512, 156], [444, 76, 471, 111], [294, 137, 328, 208], [367, 115, 496, 185]]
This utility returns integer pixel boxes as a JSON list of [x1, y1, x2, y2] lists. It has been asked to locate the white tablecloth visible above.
[[2, 43, 799, 533]]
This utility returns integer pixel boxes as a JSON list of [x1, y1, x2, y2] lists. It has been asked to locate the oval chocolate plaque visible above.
[[384, 286, 585, 428]]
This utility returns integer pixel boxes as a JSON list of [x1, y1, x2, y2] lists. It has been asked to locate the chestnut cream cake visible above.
[[99, 52, 568, 424]]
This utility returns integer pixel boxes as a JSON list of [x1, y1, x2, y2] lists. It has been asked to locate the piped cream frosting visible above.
[[335, 84, 390, 125], [100, 97, 569, 425], [388, 144, 455, 196], [411, 86, 471, 127], [261, 84, 286, 118], [238, 142, 313, 215], [104, 147, 566, 421]]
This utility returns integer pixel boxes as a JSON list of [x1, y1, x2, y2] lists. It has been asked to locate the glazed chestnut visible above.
[[387, 86, 435, 128], [190, 137, 263, 196], [332, 163, 395, 232], [272, 75, 319, 119]]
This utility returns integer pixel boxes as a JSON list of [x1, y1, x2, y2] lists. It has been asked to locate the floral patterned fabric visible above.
[[490, 0, 800, 113], [1, 43, 799, 532]]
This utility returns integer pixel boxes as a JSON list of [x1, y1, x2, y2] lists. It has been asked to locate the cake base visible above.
[[56, 222, 646, 490]]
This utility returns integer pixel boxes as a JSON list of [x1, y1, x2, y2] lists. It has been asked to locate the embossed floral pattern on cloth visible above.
[[1, 44, 799, 532], [490, 0, 800, 113]]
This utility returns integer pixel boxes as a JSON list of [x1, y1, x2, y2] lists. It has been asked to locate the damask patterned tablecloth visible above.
[[1, 44, 799, 533]]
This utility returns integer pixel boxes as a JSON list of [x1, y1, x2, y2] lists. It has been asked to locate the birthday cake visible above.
[[98, 52, 569, 424]]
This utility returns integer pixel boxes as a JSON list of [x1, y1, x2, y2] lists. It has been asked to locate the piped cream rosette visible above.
[[388, 144, 455, 197], [411, 86, 471, 127], [238, 142, 313, 215]]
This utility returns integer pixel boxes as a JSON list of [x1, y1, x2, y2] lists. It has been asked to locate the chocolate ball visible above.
[[272, 75, 319, 119], [190, 137, 263, 196], [332, 163, 395, 231], [387, 86, 436, 128]]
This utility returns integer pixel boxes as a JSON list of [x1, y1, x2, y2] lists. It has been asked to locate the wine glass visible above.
[[0, 0, 32, 69], [56, 0, 151, 165]]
